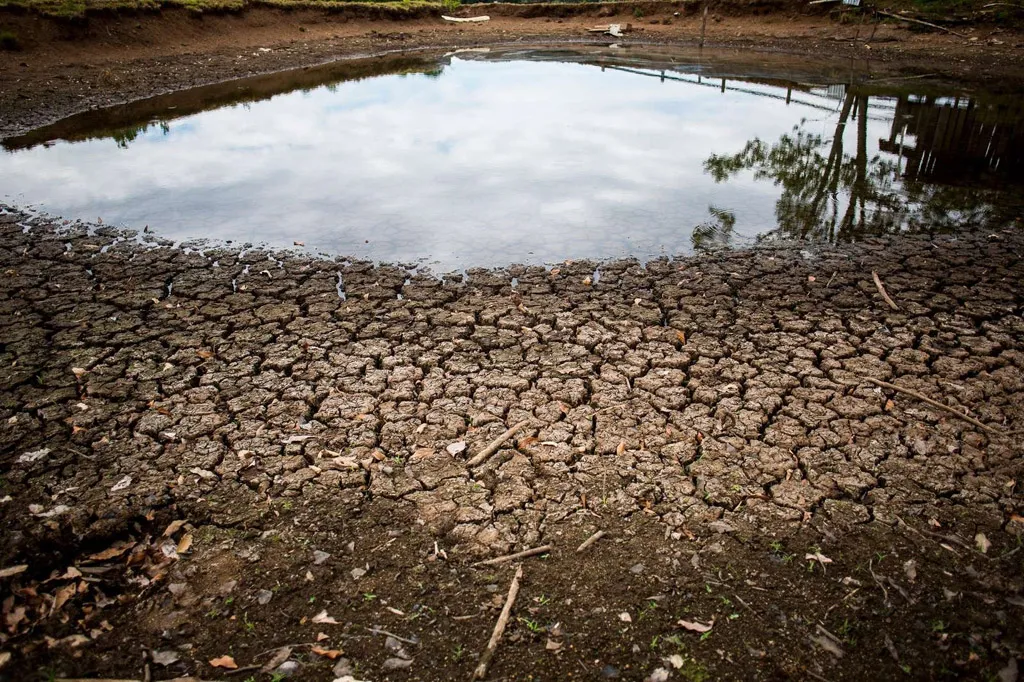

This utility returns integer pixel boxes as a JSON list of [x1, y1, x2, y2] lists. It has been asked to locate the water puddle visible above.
[[2, 46, 1021, 270]]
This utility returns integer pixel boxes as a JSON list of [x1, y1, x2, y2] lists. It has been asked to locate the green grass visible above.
[[0, 29, 20, 50]]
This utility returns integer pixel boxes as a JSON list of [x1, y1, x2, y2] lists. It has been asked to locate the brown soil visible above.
[[1, 3, 1024, 681], [1, 1, 1023, 137], [1, 205, 1023, 681]]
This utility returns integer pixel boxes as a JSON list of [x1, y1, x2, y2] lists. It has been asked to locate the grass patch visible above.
[[0, 28, 21, 49]]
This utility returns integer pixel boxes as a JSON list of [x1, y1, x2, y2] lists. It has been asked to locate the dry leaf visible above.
[[311, 646, 343, 659], [0, 565, 28, 579], [162, 519, 187, 537], [88, 541, 135, 562], [678, 619, 713, 633], [976, 533, 991, 554], [0, 652, 10, 669], [196, 350, 214, 359], [616, 441, 626, 456], [582, 276, 592, 286], [176, 534, 193, 554], [71, 367, 87, 378], [51, 583, 76, 613], [209, 655, 238, 669], [316, 632, 329, 642], [110, 476, 132, 492], [884, 399, 895, 411], [545, 638, 562, 651], [260, 646, 292, 673], [312, 610, 339, 625], [675, 331, 686, 344]]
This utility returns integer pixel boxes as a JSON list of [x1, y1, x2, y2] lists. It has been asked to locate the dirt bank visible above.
[[0, 205, 1022, 680], [1, 2, 1024, 137]]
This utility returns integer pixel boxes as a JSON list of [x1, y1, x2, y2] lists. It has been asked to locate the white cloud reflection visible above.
[[0, 58, 892, 269]]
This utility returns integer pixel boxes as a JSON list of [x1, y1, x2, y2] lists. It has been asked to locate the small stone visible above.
[[629, 563, 645, 575], [382, 657, 413, 671], [645, 668, 670, 682], [275, 660, 299, 677], [350, 567, 367, 580], [256, 589, 273, 605], [332, 657, 354, 677], [601, 664, 621, 678], [313, 550, 331, 565]]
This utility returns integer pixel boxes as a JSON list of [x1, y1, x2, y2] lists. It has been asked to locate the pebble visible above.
[[382, 657, 413, 671], [256, 589, 273, 605], [313, 550, 331, 565], [275, 660, 299, 677], [601, 664, 620, 678]]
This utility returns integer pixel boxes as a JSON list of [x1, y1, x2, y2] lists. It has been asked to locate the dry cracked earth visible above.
[[1, 204, 1024, 681]]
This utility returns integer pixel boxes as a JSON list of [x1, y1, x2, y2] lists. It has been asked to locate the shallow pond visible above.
[[2, 46, 1022, 269]]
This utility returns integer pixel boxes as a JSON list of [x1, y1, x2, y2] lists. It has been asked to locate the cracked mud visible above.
[[1, 206, 1023, 680]]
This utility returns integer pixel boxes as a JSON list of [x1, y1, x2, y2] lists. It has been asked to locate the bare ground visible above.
[[2, 4, 1024, 680], [1, 205, 1023, 680]]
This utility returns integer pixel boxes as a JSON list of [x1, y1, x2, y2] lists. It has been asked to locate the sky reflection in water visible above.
[[1, 51, 1020, 270]]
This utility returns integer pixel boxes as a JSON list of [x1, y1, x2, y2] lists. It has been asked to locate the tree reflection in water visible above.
[[703, 88, 1023, 244]]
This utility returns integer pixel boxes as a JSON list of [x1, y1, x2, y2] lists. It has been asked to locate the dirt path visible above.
[[1, 205, 1022, 680], [1, 4, 1023, 137]]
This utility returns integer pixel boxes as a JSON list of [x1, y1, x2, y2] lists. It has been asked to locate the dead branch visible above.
[[874, 9, 969, 37], [859, 375, 998, 435], [473, 565, 523, 680], [472, 544, 553, 567], [871, 270, 900, 310], [576, 530, 606, 553], [466, 420, 530, 468]]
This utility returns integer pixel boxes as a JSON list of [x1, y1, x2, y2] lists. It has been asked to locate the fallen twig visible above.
[[868, 558, 890, 607], [576, 530, 606, 553], [874, 9, 969, 37], [472, 544, 553, 567], [473, 565, 523, 680], [871, 270, 900, 310], [859, 375, 998, 435], [367, 627, 419, 645], [466, 420, 530, 468]]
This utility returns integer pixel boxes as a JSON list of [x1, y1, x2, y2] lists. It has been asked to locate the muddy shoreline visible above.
[[2, 5, 1024, 138], [1, 204, 1023, 679]]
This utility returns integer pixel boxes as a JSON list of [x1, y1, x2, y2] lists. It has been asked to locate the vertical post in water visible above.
[[700, 5, 708, 48]]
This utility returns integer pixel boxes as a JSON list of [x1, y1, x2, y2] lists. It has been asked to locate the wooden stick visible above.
[[473, 565, 523, 680], [576, 530, 606, 553], [874, 9, 969, 37], [871, 271, 900, 311], [466, 420, 529, 468], [472, 544, 553, 567], [859, 376, 997, 434], [700, 5, 709, 47]]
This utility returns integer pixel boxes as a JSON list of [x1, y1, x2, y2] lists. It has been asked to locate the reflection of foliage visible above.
[[692, 205, 736, 252], [703, 92, 1007, 242], [111, 121, 171, 149]]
